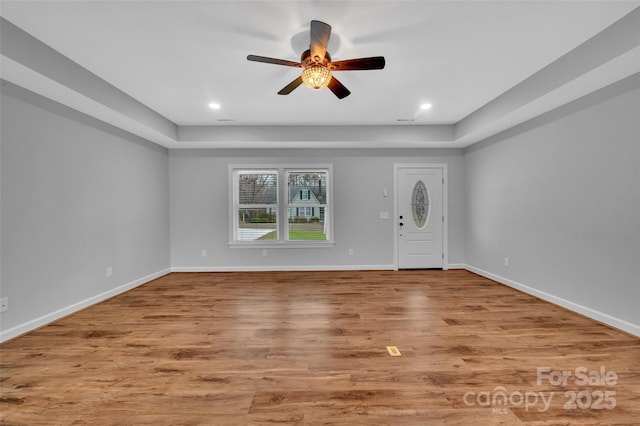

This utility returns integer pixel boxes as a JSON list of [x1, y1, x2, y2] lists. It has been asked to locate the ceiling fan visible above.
[[247, 20, 385, 99]]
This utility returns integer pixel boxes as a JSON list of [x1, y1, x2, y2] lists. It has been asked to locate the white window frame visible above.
[[229, 164, 334, 248]]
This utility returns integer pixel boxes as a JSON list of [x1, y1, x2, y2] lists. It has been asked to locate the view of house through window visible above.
[[232, 167, 331, 243], [287, 171, 328, 240]]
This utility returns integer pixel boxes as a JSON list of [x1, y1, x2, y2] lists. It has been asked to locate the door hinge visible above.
[[442, 178, 444, 184], [442, 215, 444, 222]]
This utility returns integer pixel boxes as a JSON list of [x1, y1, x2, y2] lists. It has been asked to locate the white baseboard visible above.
[[0, 268, 171, 343], [171, 264, 395, 272], [173, 264, 469, 272], [447, 263, 467, 269], [464, 264, 640, 337]]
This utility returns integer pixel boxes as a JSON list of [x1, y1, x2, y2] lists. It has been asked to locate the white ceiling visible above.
[[1, 1, 639, 148]]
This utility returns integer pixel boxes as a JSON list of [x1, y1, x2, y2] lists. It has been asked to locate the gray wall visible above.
[[464, 75, 640, 334], [170, 149, 465, 270], [0, 82, 171, 340]]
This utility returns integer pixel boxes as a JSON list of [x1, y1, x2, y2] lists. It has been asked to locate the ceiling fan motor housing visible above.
[[301, 49, 331, 68]]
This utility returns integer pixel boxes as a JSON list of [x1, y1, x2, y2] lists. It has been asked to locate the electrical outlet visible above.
[[262, 249, 268, 257], [201, 250, 207, 258], [348, 249, 354, 256], [0, 297, 8, 313], [106, 267, 113, 277], [504, 257, 510, 267]]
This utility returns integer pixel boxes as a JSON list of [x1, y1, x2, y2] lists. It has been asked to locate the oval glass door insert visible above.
[[411, 180, 430, 229]]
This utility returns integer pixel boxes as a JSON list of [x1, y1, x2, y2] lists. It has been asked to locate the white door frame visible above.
[[393, 163, 448, 270]]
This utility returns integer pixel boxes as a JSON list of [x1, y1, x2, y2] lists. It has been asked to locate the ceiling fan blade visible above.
[[327, 76, 351, 99], [278, 76, 304, 95], [328, 56, 386, 71], [309, 20, 331, 62], [247, 55, 302, 68]]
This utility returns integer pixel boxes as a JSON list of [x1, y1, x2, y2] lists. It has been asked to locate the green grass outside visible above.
[[258, 230, 326, 241], [258, 231, 277, 240]]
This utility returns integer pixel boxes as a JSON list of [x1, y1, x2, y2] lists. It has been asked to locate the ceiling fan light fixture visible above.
[[247, 20, 383, 98], [302, 65, 331, 89]]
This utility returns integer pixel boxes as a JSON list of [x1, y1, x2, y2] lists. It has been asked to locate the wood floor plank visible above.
[[1, 270, 639, 424]]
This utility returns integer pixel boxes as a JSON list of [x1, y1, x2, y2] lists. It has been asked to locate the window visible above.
[[230, 166, 333, 247], [287, 170, 328, 241], [411, 180, 429, 229], [234, 170, 278, 241]]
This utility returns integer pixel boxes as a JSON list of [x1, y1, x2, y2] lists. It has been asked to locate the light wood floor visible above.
[[1, 270, 639, 425]]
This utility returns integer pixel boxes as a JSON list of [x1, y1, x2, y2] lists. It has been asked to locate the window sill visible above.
[[228, 240, 336, 249]]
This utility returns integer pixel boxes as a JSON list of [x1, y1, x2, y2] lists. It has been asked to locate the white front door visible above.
[[396, 167, 443, 269]]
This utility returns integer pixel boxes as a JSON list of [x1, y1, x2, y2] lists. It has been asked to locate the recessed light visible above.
[[420, 103, 432, 110], [208, 103, 221, 109]]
